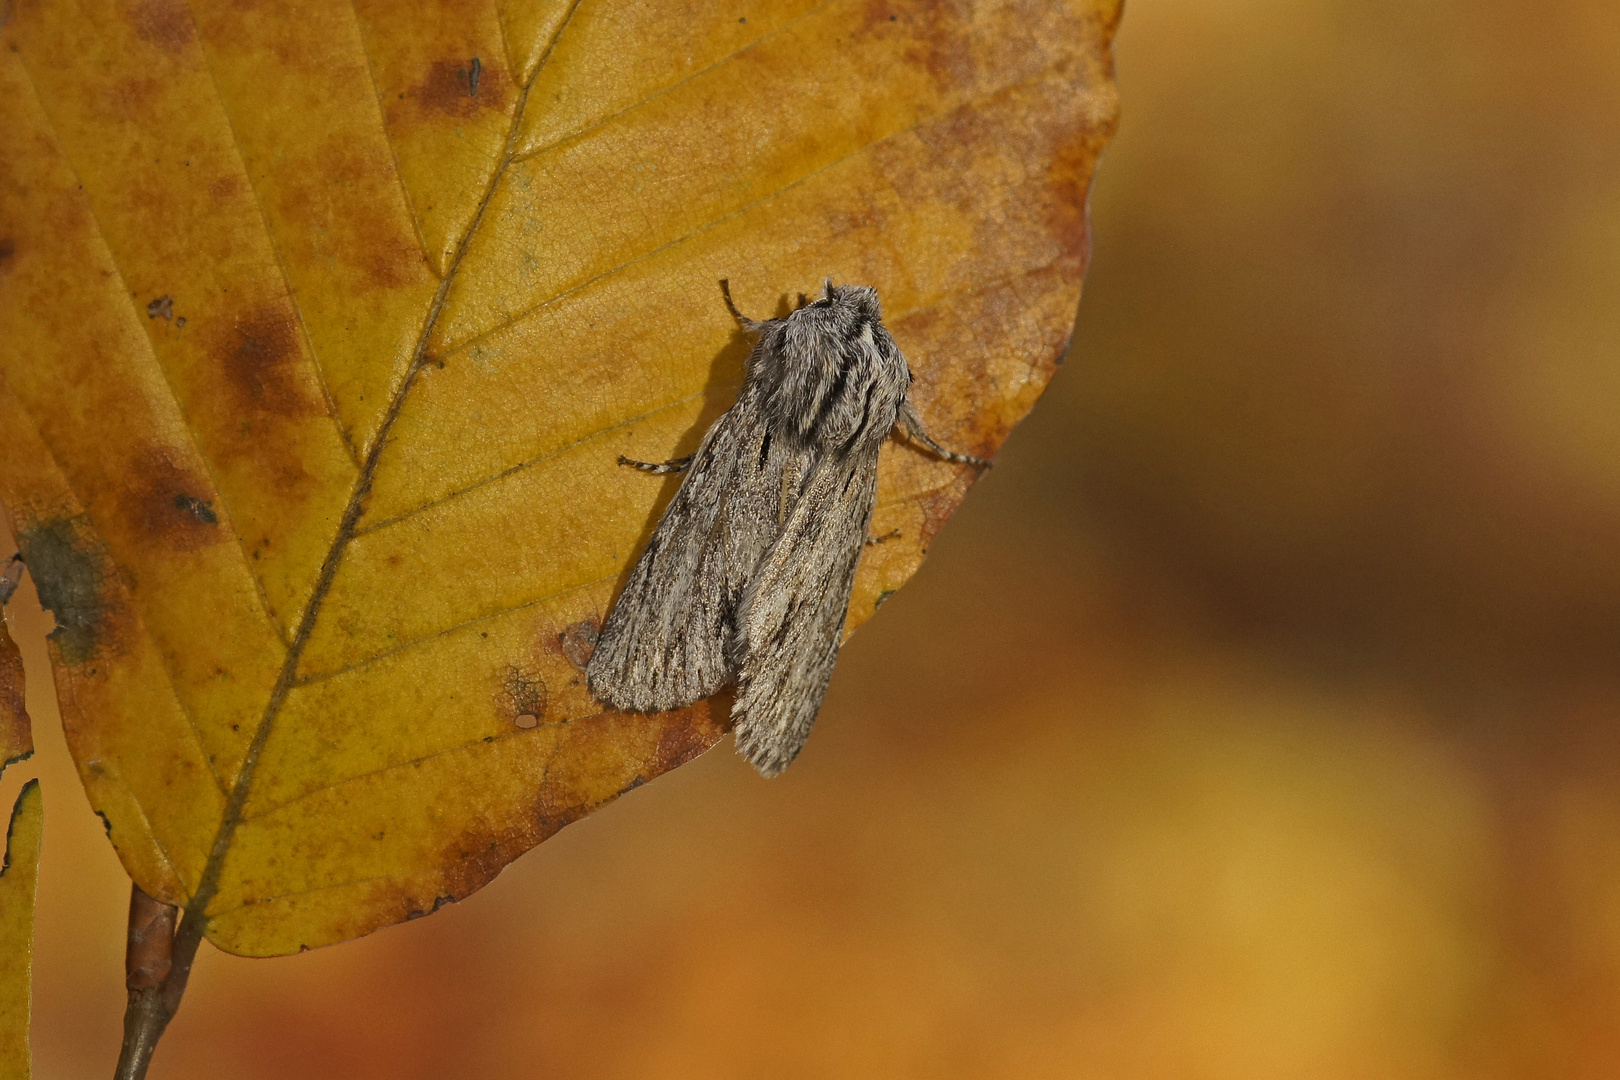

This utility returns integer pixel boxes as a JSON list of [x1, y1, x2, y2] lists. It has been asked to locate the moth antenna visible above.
[[719, 279, 768, 333], [822, 276, 835, 300]]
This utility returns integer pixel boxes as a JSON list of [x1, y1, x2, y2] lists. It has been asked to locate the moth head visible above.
[[789, 279, 882, 323], [763, 280, 911, 448]]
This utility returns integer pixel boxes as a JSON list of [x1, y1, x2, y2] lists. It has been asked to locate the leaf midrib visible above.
[[178, 3, 582, 928]]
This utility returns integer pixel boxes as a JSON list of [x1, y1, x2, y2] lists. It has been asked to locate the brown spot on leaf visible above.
[[123, 0, 195, 54], [123, 447, 225, 552], [99, 75, 166, 123], [411, 58, 505, 119], [498, 665, 548, 724], [0, 239, 14, 267], [146, 295, 173, 320], [366, 236, 424, 291], [862, 0, 977, 90], [208, 175, 242, 201], [557, 619, 599, 671], [220, 306, 322, 418]]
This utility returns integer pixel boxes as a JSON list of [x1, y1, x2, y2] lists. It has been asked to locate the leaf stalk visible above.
[[114, 884, 202, 1080]]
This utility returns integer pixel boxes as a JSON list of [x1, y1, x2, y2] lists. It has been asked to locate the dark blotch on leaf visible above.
[[17, 518, 107, 664], [128, 448, 225, 550], [146, 295, 174, 320], [172, 493, 218, 525], [221, 306, 318, 417], [126, 0, 195, 54], [502, 666, 548, 722], [414, 59, 498, 118]]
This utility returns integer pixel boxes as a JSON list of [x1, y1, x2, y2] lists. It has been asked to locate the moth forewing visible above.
[[584, 382, 774, 712], [731, 451, 881, 775], [587, 280, 988, 776]]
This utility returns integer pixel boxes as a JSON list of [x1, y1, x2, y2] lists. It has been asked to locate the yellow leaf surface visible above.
[[0, 780, 42, 1080], [0, 0, 1119, 956]]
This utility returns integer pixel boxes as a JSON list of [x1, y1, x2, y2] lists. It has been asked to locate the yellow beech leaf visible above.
[[0, 780, 42, 1080], [0, 0, 1119, 957]]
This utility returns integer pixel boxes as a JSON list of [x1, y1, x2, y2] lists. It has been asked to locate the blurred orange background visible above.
[[8, 0, 1620, 1075]]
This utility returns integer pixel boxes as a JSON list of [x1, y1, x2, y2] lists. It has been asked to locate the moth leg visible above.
[[895, 400, 993, 469], [719, 279, 769, 334], [865, 529, 901, 546], [618, 454, 694, 475]]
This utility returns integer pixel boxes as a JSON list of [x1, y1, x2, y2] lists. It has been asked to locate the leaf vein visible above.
[[348, 0, 433, 281], [434, 65, 1066, 359], [203, 874, 402, 921], [4, 52, 287, 800], [240, 716, 577, 824], [292, 570, 615, 688], [190, 29, 365, 472], [398, 254, 1058, 531], [509, 0, 839, 163], [174, 11, 571, 950], [354, 385, 719, 537]]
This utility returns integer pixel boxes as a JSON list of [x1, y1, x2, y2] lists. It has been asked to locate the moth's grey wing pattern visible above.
[[591, 279, 977, 776], [730, 448, 881, 776], [587, 381, 785, 712]]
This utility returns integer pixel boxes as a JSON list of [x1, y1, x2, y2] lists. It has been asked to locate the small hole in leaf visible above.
[[514, 714, 539, 729]]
